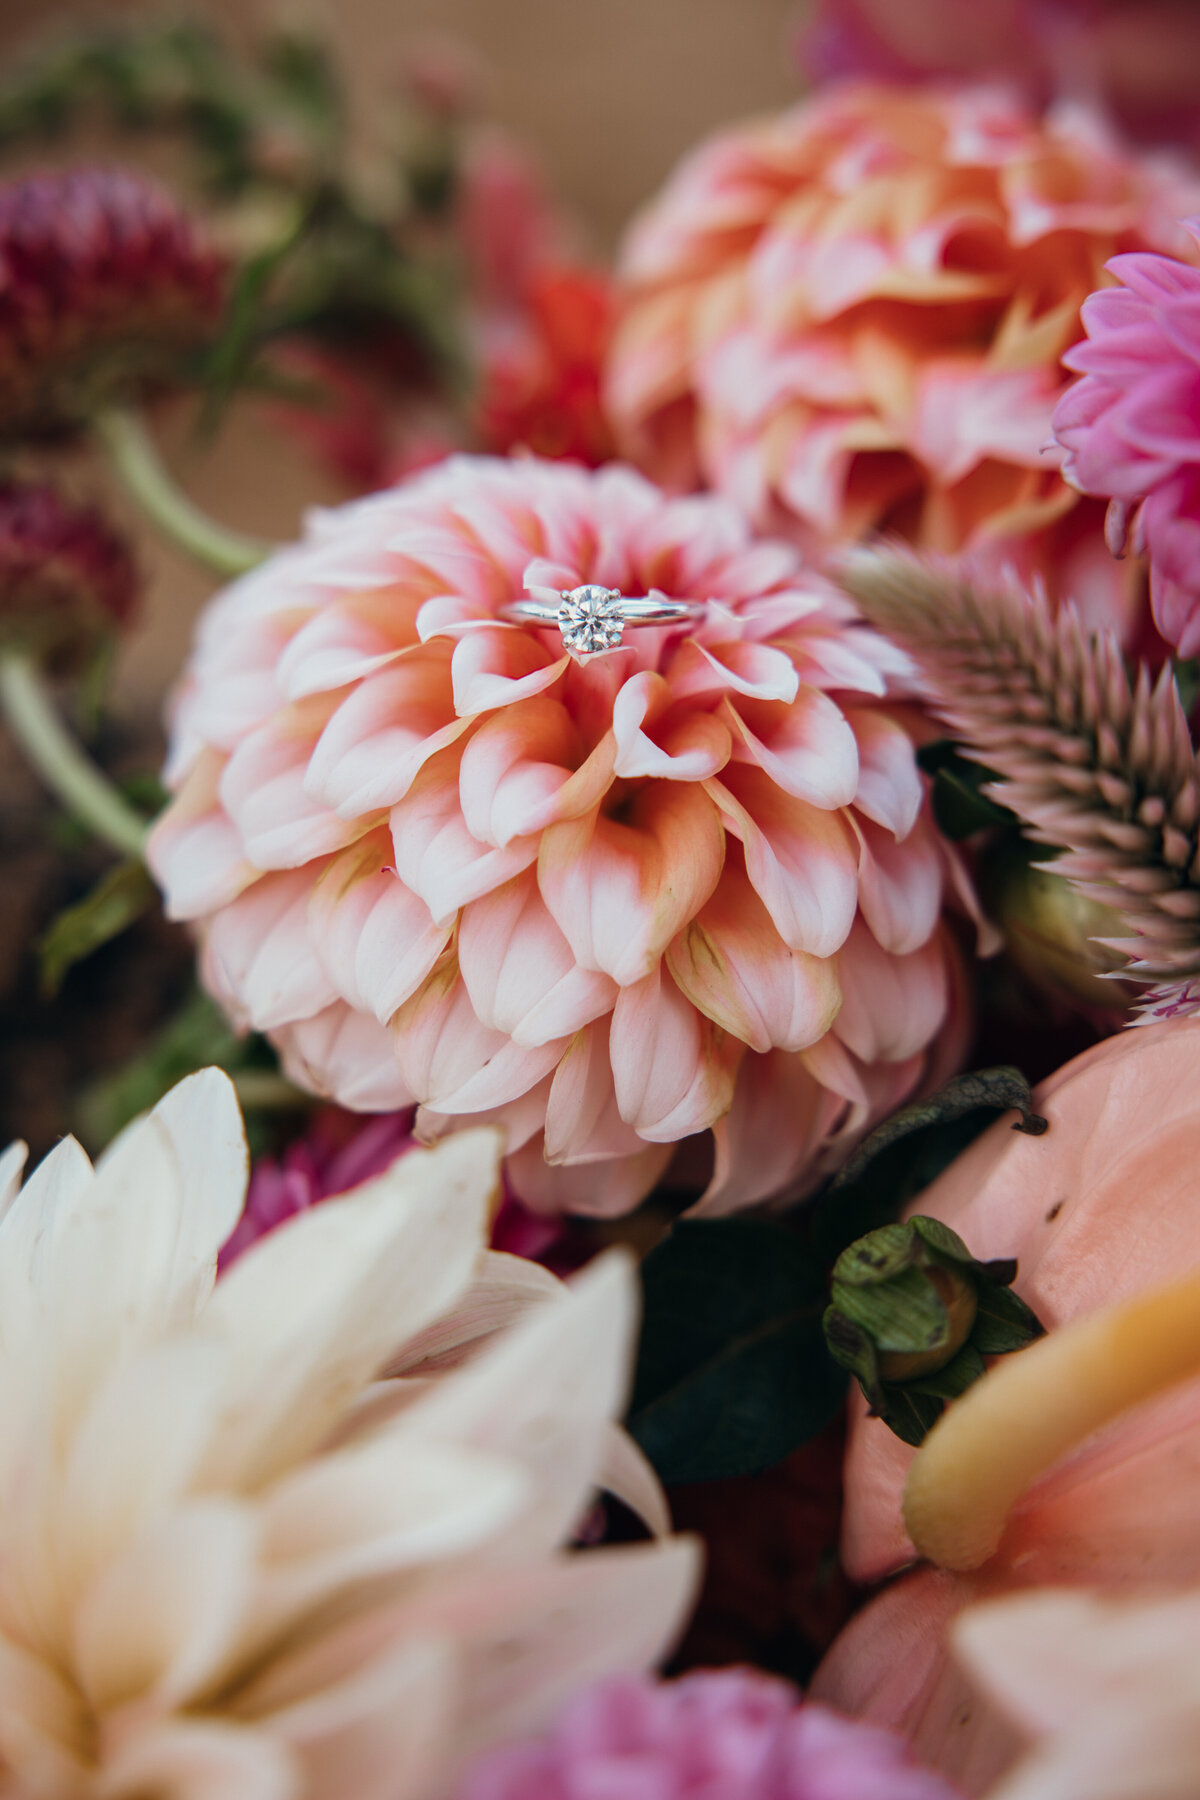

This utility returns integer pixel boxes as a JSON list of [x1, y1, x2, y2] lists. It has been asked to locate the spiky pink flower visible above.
[[149, 454, 962, 1215], [0, 166, 224, 435], [454, 1668, 963, 1800], [0, 478, 137, 665], [607, 84, 1200, 643], [1053, 222, 1200, 655]]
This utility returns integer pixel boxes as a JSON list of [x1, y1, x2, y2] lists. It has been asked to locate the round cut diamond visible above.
[[557, 584, 625, 654]]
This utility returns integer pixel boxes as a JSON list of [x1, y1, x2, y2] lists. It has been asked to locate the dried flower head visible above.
[[0, 478, 138, 667], [608, 84, 1200, 641], [839, 546, 1200, 1014], [0, 166, 224, 436]]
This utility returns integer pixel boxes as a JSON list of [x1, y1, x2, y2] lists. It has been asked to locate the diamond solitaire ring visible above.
[[500, 584, 706, 656]]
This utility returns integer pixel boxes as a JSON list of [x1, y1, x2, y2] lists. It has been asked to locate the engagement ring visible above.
[[500, 584, 706, 656]]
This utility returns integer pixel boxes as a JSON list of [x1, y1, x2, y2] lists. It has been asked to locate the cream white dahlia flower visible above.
[[0, 1068, 695, 1800]]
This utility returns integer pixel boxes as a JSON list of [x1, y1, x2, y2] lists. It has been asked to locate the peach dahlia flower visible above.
[[149, 456, 961, 1215], [607, 84, 1200, 639], [812, 1020, 1200, 1795], [0, 1067, 697, 1800]]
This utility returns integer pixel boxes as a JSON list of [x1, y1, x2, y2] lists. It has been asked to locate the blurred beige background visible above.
[[1, 0, 802, 714]]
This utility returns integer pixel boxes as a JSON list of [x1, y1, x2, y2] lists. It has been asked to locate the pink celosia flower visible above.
[[148, 454, 962, 1215], [1053, 221, 1200, 654], [454, 1668, 964, 1800], [221, 1106, 567, 1268], [607, 84, 1200, 642]]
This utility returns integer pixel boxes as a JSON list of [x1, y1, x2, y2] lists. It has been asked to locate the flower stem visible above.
[[93, 405, 271, 578], [0, 652, 149, 859], [902, 1266, 1200, 1571]]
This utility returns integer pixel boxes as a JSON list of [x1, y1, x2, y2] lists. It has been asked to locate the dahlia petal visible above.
[[458, 872, 618, 1047], [202, 871, 337, 1032], [198, 1128, 496, 1491], [457, 699, 584, 848], [543, 1019, 651, 1164], [1110, 363, 1200, 462], [397, 1253, 638, 1560], [74, 1501, 256, 1714], [219, 706, 361, 871], [538, 784, 725, 986], [450, 628, 568, 716], [309, 843, 450, 1023], [609, 966, 741, 1141], [612, 670, 732, 779], [666, 861, 842, 1053], [275, 1005, 413, 1112], [707, 765, 859, 957], [389, 762, 540, 924], [505, 1134, 674, 1218], [844, 706, 924, 838], [277, 604, 414, 701], [699, 1048, 847, 1216], [414, 1077, 555, 1159], [725, 688, 860, 808], [146, 752, 257, 921], [97, 1721, 297, 1800], [835, 920, 949, 1063], [667, 639, 800, 705], [392, 964, 566, 1114], [305, 657, 469, 818], [855, 814, 943, 953], [799, 1031, 870, 1105]]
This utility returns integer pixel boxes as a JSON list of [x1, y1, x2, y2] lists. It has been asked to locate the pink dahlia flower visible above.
[[607, 84, 1200, 642], [1053, 220, 1200, 654], [149, 455, 961, 1215], [454, 1668, 963, 1800]]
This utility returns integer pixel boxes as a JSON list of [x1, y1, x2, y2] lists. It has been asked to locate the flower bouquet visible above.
[[0, 6, 1198, 1795]]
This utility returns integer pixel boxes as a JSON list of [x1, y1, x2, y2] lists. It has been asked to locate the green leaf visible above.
[[37, 859, 155, 996], [973, 1280, 1044, 1353], [628, 1219, 847, 1484], [917, 739, 1014, 839]]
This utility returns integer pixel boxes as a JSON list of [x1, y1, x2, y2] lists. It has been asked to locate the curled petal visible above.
[[844, 706, 924, 839], [707, 764, 859, 957], [458, 872, 618, 1047], [699, 1048, 847, 1216], [219, 702, 361, 871], [612, 671, 732, 780], [666, 860, 842, 1053], [725, 687, 860, 808], [309, 841, 451, 1023], [538, 784, 725, 986], [392, 963, 567, 1114], [274, 1004, 413, 1111], [457, 700, 594, 850], [834, 919, 950, 1063], [305, 653, 469, 818], [543, 1019, 651, 1164], [390, 759, 540, 925], [147, 751, 257, 922], [450, 628, 568, 716], [610, 966, 742, 1141], [202, 870, 337, 1033], [855, 814, 943, 954]]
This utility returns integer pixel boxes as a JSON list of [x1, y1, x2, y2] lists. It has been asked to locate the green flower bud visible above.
[[823, 1216, 1043, 1447]]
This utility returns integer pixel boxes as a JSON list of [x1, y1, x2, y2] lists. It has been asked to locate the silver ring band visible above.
[[500, 585, 706, 656]]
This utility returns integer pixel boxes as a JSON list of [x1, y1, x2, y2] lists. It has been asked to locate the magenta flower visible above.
[[455, 1669, 963, 1800], [220, 1106, 566, 1268], [1054, 221, 1200, 653], [0, 479, 137, 666]]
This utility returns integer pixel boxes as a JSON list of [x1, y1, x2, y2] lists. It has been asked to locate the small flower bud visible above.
[[824, 1216, 1043, 1446], [0, 480, 138, 668], [0, 167, 225, 438], [981, 843, 1130, 1013]]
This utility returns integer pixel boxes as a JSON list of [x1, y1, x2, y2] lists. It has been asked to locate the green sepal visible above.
[[830, 1261, 953, 1356], [973, 1280, 1044, 1354]]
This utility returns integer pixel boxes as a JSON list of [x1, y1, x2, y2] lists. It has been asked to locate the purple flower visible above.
[[454, 1669, 963, 1800], [1053, 221, 1200, 653]]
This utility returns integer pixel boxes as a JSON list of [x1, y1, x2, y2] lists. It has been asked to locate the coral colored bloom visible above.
[[0, 478, 137, 666], [812, 1020, 1200, 1794], [954, 1584, 1200, 1800], [454, 1668, 963, 1800], [1053, 222, 1200, 654], [149, 454, 961, 1215], [476, 266, 617, 466], [0, 166, 224, 436], [608, 84, 1200, 641], [0, 1067, 697, 1799]]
